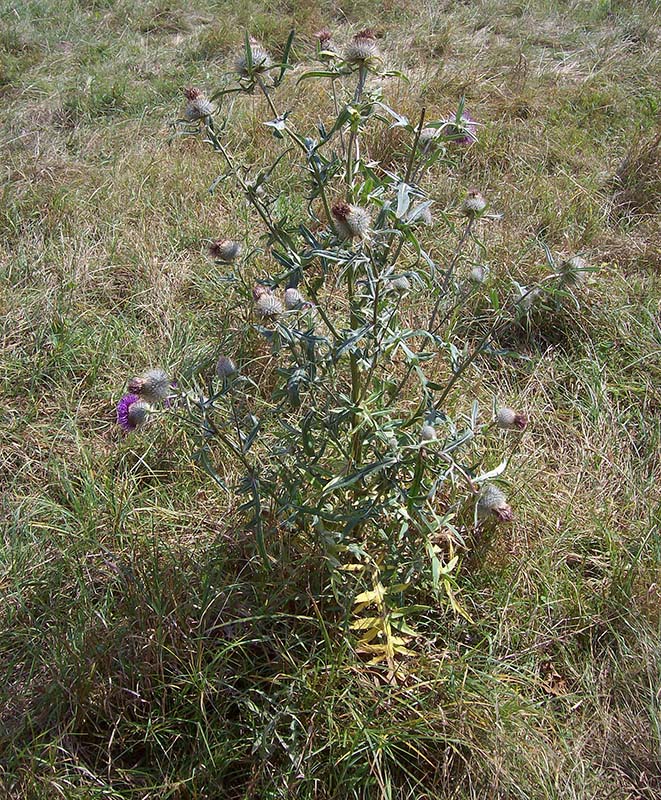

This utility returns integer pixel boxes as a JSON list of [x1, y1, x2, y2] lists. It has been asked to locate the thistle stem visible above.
[[345, 65, 367, 196], [256, 75, 279, 118], [347, 261, 363, 467], [428, 217, 474, 332]]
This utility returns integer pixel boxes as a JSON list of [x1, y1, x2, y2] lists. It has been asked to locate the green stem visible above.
[[407, 451, 426, 514], [207, 124, 286, 247], [428, 217, 474, 331], [347, 261, 362, 467], [256, 75, 279, 118], [331, 80, 347, 158], [345, 65, 367, 196], [405, 108, 426, 184], [310, 152, 334, 227]]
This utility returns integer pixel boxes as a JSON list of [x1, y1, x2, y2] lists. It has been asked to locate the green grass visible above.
[[1, 0, 660, 797]]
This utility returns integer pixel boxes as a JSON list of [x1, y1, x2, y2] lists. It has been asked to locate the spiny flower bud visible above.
[[418, 127, 441, 154], [128, 369, 171, 403], [344, 29, 380, 65], [513, 283, 540, 312], [332, 201, 371, 240], [389, 275, 411, 293], [462, 189, 487, 217], [255, 289, 283, 319], [441, 111, 477, 145], [559, 255, 588, 286], [116, 394, 150, 432], [416, 206, 433, 226], [385, 432, 399, 451], [420, 424, 437, 442], [216, 355, 237, 378], [470, 264, 489, 284], [314, 29, 333, 47], [253, 284, 270, 301], [496, 407, 528, 431], [235, 37, 273, 77], [477, 484, 514, 523], [183, 87, 215, 121], [284, 287, 305, 309], [208, 239, 242, 263]]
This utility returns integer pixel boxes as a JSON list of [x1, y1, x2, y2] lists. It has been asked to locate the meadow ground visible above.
[[1, 1, 660, 798]]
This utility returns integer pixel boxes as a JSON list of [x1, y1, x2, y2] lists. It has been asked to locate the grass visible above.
[[1, 0, 660, 797]]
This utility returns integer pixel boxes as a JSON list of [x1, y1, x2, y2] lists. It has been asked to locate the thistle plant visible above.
[[121, 29, 592, 663]]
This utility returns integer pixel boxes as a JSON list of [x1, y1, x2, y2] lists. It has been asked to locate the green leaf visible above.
[[322, 459, 396, 495], [296, 69, 344, 83]]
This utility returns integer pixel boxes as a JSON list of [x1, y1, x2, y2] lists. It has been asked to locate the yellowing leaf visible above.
[[354, 583, 386, 606], [350, 617, 382, 630]]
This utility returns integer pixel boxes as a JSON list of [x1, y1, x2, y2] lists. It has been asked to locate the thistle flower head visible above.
[[462, 189, 487, 217], [441, 111, 477, 145], [284, 287, 306, 310], [116, 394, 150, 432], [255, 290, 283, 319], [477, 483, 514, 523], [344, 29, 380, 65], [216, 355, 237, 378], [128, 368, 171, 403], [559, 255, 588, 286], [332, 201, 371, 240], [496, 407, 528, 431], [418, 127, 441, 154], [208, 239, 242, 263], [420, 424, 437, 442], [314, 29, 333, 47], [513, 282, 541, 312], [235, 38, 273, 77], [385, 432, 399, 451], [183, 87, 215, 121], [416, 205, 434, 226], [470, 264, 489, 284], [389, 275, 411, 293], [253, 283, 270, 301]]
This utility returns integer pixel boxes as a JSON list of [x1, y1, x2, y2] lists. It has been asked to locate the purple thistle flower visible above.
[[116, 393, 145, 432]]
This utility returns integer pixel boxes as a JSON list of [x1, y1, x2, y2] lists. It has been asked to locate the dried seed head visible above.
[[117, 394, 150, 432], [183, 87, 215, 121], [420, 424, 437, 442], [477, 483, 514, 522], [560, 255, 588, 286], [345, 29, 380, 65], [462, 189, 487, 217], [470, 264, 489, 284], [255, 291, 283, 319], [332, 201, 371, 239], [128, 369, 171, 404], [235, 38, 273, 77], [208, 239, 242, 263], [216, 355, 237, 378], [284, 287, 305, 309], [496, 407, 528, 431]]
